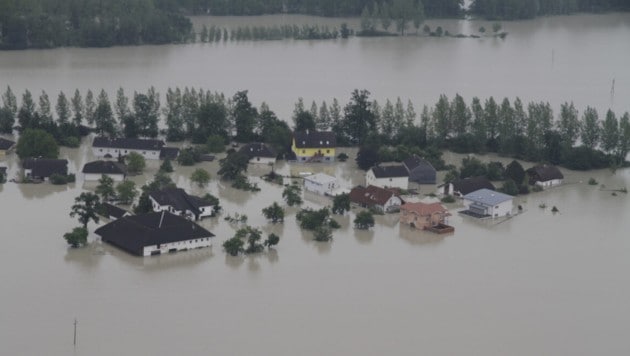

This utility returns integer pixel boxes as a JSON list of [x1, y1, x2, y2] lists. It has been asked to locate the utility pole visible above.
[[73, 318, 77, 347]]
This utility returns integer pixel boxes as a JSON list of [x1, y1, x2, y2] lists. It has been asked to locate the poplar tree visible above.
[[580, 106, 600, 150], [56, 91, 71, 125]]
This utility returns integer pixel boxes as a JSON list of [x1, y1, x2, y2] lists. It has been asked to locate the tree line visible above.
[[0, 0, 193, 49], [470, 0, 630, 20], [2, 86, 629, 170]]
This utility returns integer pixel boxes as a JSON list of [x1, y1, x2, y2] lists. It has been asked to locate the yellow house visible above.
[[0, 138, 16, 159], [291, 130, 336, 163]]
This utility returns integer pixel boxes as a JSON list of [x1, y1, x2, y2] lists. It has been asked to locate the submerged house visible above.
[[403, 155, 437, 184], [99, 203, 131, 220], [439, 176, 495, 197], [95, 211, 215, 257], [239, 142, 276, 164], [366, 164, 409, 190], [149, 187, 216, 221], [82, 160, 127, 182], [0, 138, 15, 158], [22, 158, 68, 181], [304, 172, 342, 196], [291, 130, 336, 163], [400, 202, 453, 233], [92, 137, 166, 160], [527, 165, 564, 188], [349, 185, 403, 213], [462, 188, 513, 218]]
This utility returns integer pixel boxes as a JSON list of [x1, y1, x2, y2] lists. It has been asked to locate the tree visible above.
[[70, 192, 101, 229], [558, 101, 580, 147], [37, 90, 53, 126], [294, 111, 317, 132], [451, 94, 471, 137], [116, 180, 137, 205], [95, 175, 116, 202], [296, 207, 336, 230], [84, 90, 95, 125], [262, 202, 285, 223], [313, 226, 333, 242], [391, 0, 416, 35], [159, 158, 174, 173], [354, 210, 375, 229], [500, 179, 519, 196], [17, 90, 37, 130], [218, 151, 249, 180], [126, 152, 146, 175], [2, 86, 18, 118], [71, 89, 84, 127], [264, 233, 280, 248], [601, 110, 619, 154], [190, 168, 211, 187], [0, 107, 15, 134], [63, 227, 88, 248], [581, 106, 600, 150], [55, 91, 71, 126], [282, 183, 303, 207], [16, 128, 59, 159], [244, 227, 264, 254], [206, 134, 225, 153], [232, 90, 258, 142], [432, 94, 451, 145], [504, 160, 526, 186], [617, 112, 630, 163], [356, 146, 380, 170], [94, 90, 116, 136], [223, 237, 244, 256], [332, 193, 351, 215], [342, 89, 376, 145], [164, 87, 185, 141]]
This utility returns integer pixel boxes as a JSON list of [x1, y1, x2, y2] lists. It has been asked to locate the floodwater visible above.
[[1, 13, 630, 356]]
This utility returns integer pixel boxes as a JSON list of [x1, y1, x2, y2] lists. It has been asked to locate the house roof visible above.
[[95, 211, 214, 256], [149, 188, 213, 217], [93, 137, 165, 151], [22, 158, 68, 178], [159, 147, 180, 160], [304, 172, 337, 185], [239, 142, 276, 159], [464, 188, 513, 206], [370, 164, 409, 178], [349, 185, 401, 207], [100, 203, 130, 219], [82, 160, 127, 175], [293, 130, 336, 148], [451, 177, 495, 195], [0, 137, 15, 150], [401, 202, 449, 216], [403, 155, 435, 172], [527, 165, 564, 181]]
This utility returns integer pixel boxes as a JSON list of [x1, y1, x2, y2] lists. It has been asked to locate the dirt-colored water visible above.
[[1, 13, 630, 355]]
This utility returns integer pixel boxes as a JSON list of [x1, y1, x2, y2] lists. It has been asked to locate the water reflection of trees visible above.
[[224, 249, 279, 270], [354, 229, 374, 244], [18, 182, 71, 200]]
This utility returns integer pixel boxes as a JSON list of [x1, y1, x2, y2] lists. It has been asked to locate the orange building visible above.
[[400, 202, 451, 230]]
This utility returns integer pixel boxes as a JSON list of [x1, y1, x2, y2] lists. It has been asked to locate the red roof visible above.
[[401, 202, 449, 216], [349, 185, 401, 207]]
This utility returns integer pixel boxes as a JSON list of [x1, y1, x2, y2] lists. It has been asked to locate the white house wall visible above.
[[249, 157, 276, 165], [463, 198, 513, 218], [366, 172, 408, 190], [304, 178, 339, 196], [93, 147, 161, 160], [142, 237, 212, 256], [84, 173, 125, 182], [536, 179, 562, 188]]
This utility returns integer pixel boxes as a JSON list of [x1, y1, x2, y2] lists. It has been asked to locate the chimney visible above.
[[306, 129, 309, 135], [159, 210, 165, 228]]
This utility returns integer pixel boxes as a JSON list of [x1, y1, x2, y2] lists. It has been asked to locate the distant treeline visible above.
[[0, 0, 193, 49], [470, 0, 630, 20]]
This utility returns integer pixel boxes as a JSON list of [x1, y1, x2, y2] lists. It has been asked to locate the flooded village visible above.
[[1, 8, 630, 356]]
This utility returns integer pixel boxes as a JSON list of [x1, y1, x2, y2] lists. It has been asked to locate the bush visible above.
[[206, 135, 226, 153], [49, 173, 68, 185], [63, 227, 88, 248], [532, 184, 543, 192], [441, 195, 456, 203], [588, 178, 598, 185], [62, 136, 80, 148], [518, 185, 530, 195], [500, 179, 519, 196], [337, 153, 349, 162]]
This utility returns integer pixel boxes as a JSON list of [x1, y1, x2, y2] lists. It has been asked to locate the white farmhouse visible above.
[[526, 165, 564, 188], [304, 173, 340, 196], [92, 137, 166, 160], [149, 187, 216, 221], [462, 188, 514, 218], [95, 211, 215, 256], [366, 164, 409, 190], [238, 142, 276, 164]]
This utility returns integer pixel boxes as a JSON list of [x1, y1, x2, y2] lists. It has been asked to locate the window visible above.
[[99, 149, 103, 152], [326, 150, 330, 153], [302, 150, 306, 154]]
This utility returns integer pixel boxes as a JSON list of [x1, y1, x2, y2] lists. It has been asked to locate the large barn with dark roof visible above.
[[95, 211, 215, 256]]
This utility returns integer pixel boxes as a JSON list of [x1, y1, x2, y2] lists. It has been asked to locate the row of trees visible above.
[[198, 24, 345, 42], [470, 0, 630, 20], [0, 0, 193, 49]]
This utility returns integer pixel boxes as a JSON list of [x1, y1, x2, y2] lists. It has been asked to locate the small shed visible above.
[[22, 158, 68, 181], [527, 165, 564, 188]]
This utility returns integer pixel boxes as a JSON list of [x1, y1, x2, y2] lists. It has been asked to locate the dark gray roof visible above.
[[451, 177, 495, 195], [293, 131, 336, 148], [0, 138, 15, 150], [370, 164, 409, 178], [464, 188, 513, 205], [22, 158, 68, 178], [100, 203, 130, 219], [82, 160, 127, 175], [149, 188, 213, 217], [93, 137, 164, 151], [239, 142, 276, 159], [95, 211, 214, 256], [403, 155, 435, 172], [527, 165, 564, 182], [159, 147, 180, 160]]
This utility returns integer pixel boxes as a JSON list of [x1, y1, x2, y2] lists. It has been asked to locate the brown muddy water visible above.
[[1, 13, 630, 355], [1, 142, 629, 355]]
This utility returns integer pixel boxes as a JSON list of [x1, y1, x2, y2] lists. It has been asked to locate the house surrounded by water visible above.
[[526, 165, 564, 188], [82, 160, 127, 181], [403, 155, 437, 184], [462, 188, 513, 218], [366, 164, 409, 190], [92, 137, 166, 160], [149, 187, 216, 221], [22, 158, 68, 181], [95, 211, 214, 256], [239, 142, 276, 164], [291, 130, 336, 163]]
